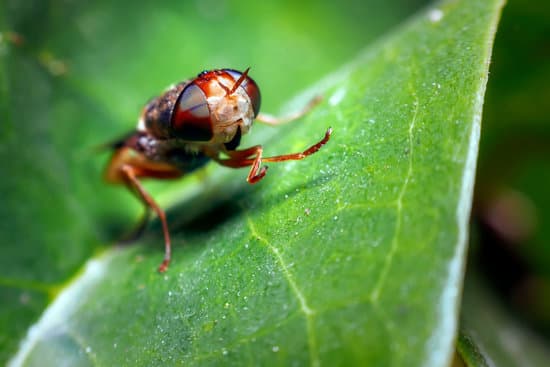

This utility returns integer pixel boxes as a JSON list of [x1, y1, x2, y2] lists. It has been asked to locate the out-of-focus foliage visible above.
[[459, 0, 550, 365]]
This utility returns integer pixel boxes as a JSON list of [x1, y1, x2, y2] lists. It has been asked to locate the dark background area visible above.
[[472, 0, 550, 339]]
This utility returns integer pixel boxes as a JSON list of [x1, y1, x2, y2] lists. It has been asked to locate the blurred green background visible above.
[[1, 0, 549, 364], [466, 0, 550, 356]]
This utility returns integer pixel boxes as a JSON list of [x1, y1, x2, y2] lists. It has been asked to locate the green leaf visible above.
[[1, 0, 504, 365]]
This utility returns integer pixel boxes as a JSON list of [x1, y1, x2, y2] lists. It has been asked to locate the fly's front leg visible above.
[[261, 127, 332, 163], [256, 95, 323, 125], [242, 146, 266, 184], [214, 128, 332, 184], [121, 165, 172, 273], [212, 145, 267, 183]]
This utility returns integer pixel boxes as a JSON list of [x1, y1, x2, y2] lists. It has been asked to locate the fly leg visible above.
[[213, 127, 332, 184], [120, 165, 172, 273], [119, 207, 151, 244], [255, 95, 323, 125]]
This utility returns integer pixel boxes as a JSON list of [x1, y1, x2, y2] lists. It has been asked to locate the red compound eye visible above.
[[172, 83, 213, 141]]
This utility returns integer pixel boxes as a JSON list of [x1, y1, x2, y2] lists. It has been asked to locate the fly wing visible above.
[[94, 130, 138, 152]]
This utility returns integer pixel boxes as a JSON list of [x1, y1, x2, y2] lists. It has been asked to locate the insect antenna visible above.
[[227, 67, 250, 95]]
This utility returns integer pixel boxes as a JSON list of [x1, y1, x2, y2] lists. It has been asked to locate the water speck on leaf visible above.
[[222, 348, 228, 356], [368, 118, 376, 124], [272, 345, 280, 352], [85, 346, 92, 353]]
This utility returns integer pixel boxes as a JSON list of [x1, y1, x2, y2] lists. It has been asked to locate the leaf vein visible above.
[[370, 90, 419, 302], [245, 216, 319, 367]]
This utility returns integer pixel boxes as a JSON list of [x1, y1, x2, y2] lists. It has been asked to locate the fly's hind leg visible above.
[[119, 207, 151, 244], [106, 146, 183, 273], [120, 165, 173, 273]]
